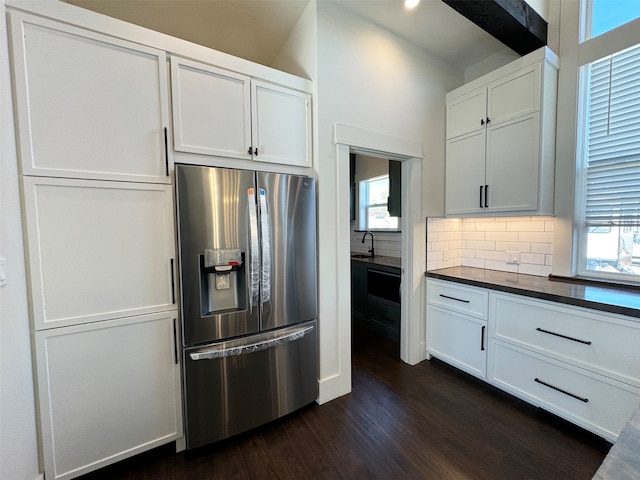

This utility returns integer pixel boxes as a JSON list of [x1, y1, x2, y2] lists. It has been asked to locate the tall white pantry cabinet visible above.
[[7, 0, 315, 478], [9, 8, 181, 480]]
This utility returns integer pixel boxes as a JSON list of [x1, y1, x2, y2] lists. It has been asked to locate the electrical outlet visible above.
[[0, 257, 6, 287], [506, 251, 520, 264]]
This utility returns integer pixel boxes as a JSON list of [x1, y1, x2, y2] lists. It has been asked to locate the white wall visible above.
[[0, 2, 41, 478], [313, 1, 460, 402]]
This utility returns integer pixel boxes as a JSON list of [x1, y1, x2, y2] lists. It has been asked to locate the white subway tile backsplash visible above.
[[520, 252, 546, 265], [485, 231, 518, 241], [495, 241, 531, 252], [463, 231, 486, 241], [518, 231, 553, 243], [476, 250, 507, 261], [475, 221, 507, 232], [518, 263, 552, 276], [486, 259, 519, 272], [531, 242, 553, 254], [506, 221, 547, 232], [466, 240, 496, 250], [463, 257, 485, 269], [427, 216, 555, 277]]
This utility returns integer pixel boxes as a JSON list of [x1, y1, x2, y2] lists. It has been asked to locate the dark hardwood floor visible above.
[[80, 326, 610, 479]]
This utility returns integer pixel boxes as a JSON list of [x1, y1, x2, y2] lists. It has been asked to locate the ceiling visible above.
[[63, 0, 514, 72]]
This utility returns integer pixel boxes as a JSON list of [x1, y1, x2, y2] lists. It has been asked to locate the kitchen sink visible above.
[[351, 254, 373, 259]]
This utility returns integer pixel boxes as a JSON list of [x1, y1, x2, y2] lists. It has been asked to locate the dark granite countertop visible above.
[[351, 254, 401, 270], [426, 266, 640, 320]]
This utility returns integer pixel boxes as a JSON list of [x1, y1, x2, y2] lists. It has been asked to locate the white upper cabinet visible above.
[[446, 88, 486, 140], [9, 12, 171, 183], [171, 57, 252, 160], [170, 56, 312, 168], [251, 80, 312, 167], [445, 48, 557, 217], [22, 177, 177, 330]]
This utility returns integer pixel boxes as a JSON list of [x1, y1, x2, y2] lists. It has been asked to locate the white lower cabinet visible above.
[[426, 278, 640, 442], [427, 306, 487, 379], [35, 312, 182, 480], [426, 279, 488, 379], [488, 341, 640, 442]]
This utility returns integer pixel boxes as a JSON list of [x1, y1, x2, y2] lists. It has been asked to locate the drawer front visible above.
[[489, 341, 640, 442], [491, 293, 640, 386], [427, 279, 488, 319], [367, 298, 400, 335]]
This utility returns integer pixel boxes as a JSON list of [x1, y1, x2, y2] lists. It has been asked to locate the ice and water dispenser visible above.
[[200, 248, 246, 316]]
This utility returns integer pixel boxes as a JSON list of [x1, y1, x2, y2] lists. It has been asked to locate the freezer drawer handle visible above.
[[189, 325, 314, 361]]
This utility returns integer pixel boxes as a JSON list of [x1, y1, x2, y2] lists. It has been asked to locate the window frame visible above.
[[357, 174, 399, 231], [573, 1, 640, 282]]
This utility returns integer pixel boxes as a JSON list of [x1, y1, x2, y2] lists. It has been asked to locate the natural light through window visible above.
[[359, 175, 398, 230], [578, 1, 640, 280], [585, 0, 640, 40]]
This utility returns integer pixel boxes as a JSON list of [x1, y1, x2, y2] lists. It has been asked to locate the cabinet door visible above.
[[22, 177, 177, 330], [35, 313, 182, 480], [9, 12, 170, 183], [170, 57, 252, 160], [445, 130, 486, 215], [485, 113, 540, 213], [446, 87, 486, 139], [388, 160, 402, 217], [351, 260, 367, 317], [427, 305, 487, 379], [251, 80, 312, 167], [487, 63, 540, 127]]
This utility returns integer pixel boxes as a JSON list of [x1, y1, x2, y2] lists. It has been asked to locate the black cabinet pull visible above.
[[248, 146, 253, 155], [172, 318, 179, 365], [439, 294, 470, 303], [163, 127, 169, 176], [481, 325, 486, 351], [480, 118, 485, 126], [254, 147, 258, 156], [486, 117, 491, 124], [534, 378, 589, 403], [479, 185, 484, 208], [536, 327, 592, 345], [170, 258, 176, 304], [484, 184, 489, 208]]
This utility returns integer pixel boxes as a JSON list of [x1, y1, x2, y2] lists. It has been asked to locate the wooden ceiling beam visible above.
[[441, 0, 547, 56]]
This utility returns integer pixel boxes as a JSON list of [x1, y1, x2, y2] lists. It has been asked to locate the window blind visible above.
[[585, 43, 640, 226]]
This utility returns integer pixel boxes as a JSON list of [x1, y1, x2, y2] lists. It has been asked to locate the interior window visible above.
[[359, 175, 398, 230], [578, 40, 640, 278], [584, 0, 640, 40]]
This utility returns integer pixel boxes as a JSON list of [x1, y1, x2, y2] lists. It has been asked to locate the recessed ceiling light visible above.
[[404, 0, 420, 9]]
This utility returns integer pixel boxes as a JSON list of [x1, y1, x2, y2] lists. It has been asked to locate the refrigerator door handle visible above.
[[247, 188, 260, 309], [189, 324, 314, 360], [258, 188, 271, 304]]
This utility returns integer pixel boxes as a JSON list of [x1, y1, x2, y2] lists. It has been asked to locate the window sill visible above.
[[549, 274, 640, 291], [354, 229, 401, 233]]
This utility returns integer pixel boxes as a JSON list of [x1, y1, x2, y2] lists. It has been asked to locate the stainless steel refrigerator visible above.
[[175, 164, 318, 449]]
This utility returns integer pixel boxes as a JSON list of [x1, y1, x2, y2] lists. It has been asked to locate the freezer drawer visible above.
[[183, 320, 318, 449]]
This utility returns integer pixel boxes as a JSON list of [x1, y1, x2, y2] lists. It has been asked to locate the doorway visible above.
[[335, 124, 425, 367], [350, 153, 403, 351]]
